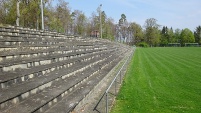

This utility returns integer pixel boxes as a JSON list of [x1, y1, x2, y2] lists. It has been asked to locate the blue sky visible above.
[[54, 0, 201, 31]]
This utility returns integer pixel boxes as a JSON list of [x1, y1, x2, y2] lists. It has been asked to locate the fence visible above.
[[94, 47, 135, 113]]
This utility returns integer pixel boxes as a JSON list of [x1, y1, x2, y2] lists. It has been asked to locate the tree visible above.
[[194, 26, 201, 44], [4, 0, 17, 25], [129, 22, 143, 45], [160, 26, 168, 46], [88, 12, 99, 36], [144, 18, 159, 28], [0, 0, 6, 24], [144, 18, 160, 46], [174, 28, 181, 43], [118, 14, 128, 42], [121, 14, 126, 23], [69, 11, 76, 34], [104, 18, 115, 40], [101, 11, 106, 25], [0, 0, 52, 29], [101, 11, 107, 38], [19, 0, 42, 28], [180, 28, 195, 46], [90, 12, 99, 29], [168, 27, 175, 43], [54, 0, 71, 33], [73, 10, 87, 35]]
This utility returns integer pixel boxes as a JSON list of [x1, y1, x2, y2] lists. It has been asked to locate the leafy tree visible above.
[[104, 18, 115, 40], [160, 26, 169, 46], [101, 11, 106, 25], [153, 28, 161, 46], [194, 26, 201, 44], [121, 14, 126, 23], [174, 28, 181, 43], [118, 14, 128, 42], [0, 0, 6, 23], [73, 10, 87, 35], [19, 0, 43, 28], [129, 22, 143, 45], [88, 10, 115, 39], [118, 18, 123, 26], [87, 12, 99, 36], [90, 12, 99, 30], [180, 28, 195, 46], [101, 11, 107, 38], [54, 0, 71, 32], [144, 18, 160, 46], [4, 0, 17, 25], [168, 27, 175, 43]]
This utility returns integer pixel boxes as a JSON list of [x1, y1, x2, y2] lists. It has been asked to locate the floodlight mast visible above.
[[41, 0, 44, 30], [16, 0, 20, 26], [99, 4, 102, 38]]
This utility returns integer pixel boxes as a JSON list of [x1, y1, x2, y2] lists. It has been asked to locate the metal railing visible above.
[[94, 47, 135, 113]]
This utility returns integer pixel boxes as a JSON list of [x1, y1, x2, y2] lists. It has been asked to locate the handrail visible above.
[[94, 47, 135, 113], [107, 48, 134, 92]]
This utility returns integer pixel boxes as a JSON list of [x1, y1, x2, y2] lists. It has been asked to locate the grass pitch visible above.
[[111, 47, 201, 113]]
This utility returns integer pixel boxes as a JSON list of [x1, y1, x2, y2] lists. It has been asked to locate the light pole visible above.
[[41, 0, 44, 30], [16, 0, 20, 26], [99, 4, 102, 38]]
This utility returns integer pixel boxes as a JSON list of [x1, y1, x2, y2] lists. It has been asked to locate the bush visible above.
[[137, 42, 149, 47]]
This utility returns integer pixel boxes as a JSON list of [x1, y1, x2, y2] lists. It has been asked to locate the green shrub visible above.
[[137, 42, 149, 47]]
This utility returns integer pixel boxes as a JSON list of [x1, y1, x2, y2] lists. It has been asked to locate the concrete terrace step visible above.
[[1, 66, 98, 113], [0, 48, 90, 65], [0, 35, 68, 43], [0, 48, 109, 71], [44, 52, 124, 113], [0, 45, 107, 64], [0, 25, 131, 113], [0, 49, 120, 105], [0, 40, 98, 52], [0, 43, 107, 57], [0, 49, 116, 87], [0, 26, 66, 38], [0, 49, 123, 112]]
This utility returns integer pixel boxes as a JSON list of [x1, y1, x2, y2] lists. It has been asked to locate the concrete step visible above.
[[0, 48, 109, 71], [0, 45, 106, 62], [0, 50, 120, 110], [0, 50, 122, 112], [44, 52, 124, 113], [0, 49, 115, 88]]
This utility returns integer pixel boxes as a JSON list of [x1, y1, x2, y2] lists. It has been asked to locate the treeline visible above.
[[140, 18, 201, 47], [0, 0, 201, 46], [0, 0, 116, 40]]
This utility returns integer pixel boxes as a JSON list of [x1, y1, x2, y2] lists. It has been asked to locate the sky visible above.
[[54, 0, 201, 31]]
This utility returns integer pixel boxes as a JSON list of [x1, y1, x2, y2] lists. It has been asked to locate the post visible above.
[[115, 79, 117, 95], [106, 93, 108, 113], [16, 0, 20, 26], [99, 4, 102, 38], [41, 0, 44, 30], [120, 70, 122, 83]]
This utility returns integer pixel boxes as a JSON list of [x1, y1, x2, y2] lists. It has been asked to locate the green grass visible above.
[[111, 47, 201, 113]]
